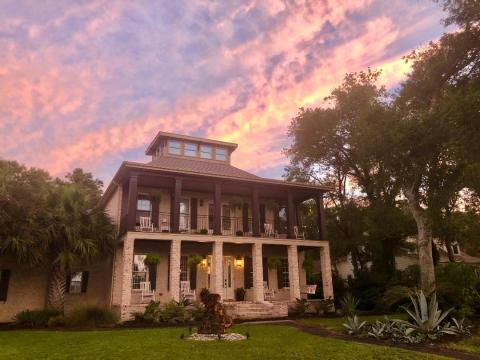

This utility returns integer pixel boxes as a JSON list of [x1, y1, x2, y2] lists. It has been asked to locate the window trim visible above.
[[167, 140, 182, 155], [67, 271, 89, 294], [215, 147, 228, 161], [199, 145, 213, 159], [184, 143, 197, 157]]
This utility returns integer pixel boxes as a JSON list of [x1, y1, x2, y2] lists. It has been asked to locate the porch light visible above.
[[235, 256, 244, 268], [200, 257, 208, 268]]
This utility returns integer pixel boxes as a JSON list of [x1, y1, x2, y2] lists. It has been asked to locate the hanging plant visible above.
[[265, 199, 280, 212], [302, 256, 315, 274], [144, 254, 161, 266], [188, 254, 203, 267], [147, 189, 163, 202], [268, 256, 282, 269]]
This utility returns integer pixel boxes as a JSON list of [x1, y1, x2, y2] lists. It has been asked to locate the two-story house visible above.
[[0, 131, 334, 322]]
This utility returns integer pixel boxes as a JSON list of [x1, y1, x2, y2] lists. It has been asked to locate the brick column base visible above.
[[252, 243, 264, 302], [170, 239, 181, 301], [288, 245, 301, 301]]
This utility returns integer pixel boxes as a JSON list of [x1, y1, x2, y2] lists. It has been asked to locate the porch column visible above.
[[169, 239, 181, 301], [320, 245, 334, 300], [287, 190, 296, 239], [120, 235, 134, 320], [287, 245, 301, 301], [213, 182, 222, 235], [252, 243, 264, 302], [126, 174, 138, 231], [252, 187, 260, 237], [316, 193, 327, 240], [171, 178, 182, 233], [211, 241, 223, 297]]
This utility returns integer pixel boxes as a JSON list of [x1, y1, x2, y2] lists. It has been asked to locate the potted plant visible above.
[[234, 288, 246, 301], [268, 256, 282, 269], [265, 199, 280, 212], [200, 228, 208, 235], [144, 254, 161, 266], [188, 254, 203, 267], [235, 230, 244, 236]]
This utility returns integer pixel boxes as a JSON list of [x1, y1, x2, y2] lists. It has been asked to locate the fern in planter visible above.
[[199, 228, 208, 235], [144, 254, 161, 266], [268, 256, 282, 269], [188, 254, 203, 267], [235, 287, 246, 301]]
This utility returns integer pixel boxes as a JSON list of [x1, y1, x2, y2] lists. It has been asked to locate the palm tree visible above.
[[45, 183, 115, 310]]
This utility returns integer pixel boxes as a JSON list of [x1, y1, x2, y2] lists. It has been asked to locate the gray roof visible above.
[[147, 156, 260, 180]]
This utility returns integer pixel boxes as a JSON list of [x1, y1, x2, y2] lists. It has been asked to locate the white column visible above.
[[252, 243, 264, 302], [169, 239, 181, 301], [320, 245, 334, 300], [120, 235, 134, 320], [288, 245, 301, 301], [211, 241, 223, 298]]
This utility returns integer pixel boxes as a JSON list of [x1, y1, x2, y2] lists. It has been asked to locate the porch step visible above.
[[223, 301, 288, 320]]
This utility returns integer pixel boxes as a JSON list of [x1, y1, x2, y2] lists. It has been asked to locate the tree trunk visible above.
[[445, 241, 455, 262], [404, 187, 436, 294], [46, 266, 67, 312]]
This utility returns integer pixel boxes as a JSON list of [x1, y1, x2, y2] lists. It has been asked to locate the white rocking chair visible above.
[[140, 281, 155, 303], [264, 223, 275, 237], [139, 216, 154, 231], [180, 281, 196, 301], [294, 226, 305, 239], [264, 281, 275, 301]]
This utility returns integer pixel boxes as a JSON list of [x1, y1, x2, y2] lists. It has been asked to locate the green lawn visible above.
[[298, 314, 408, 332], [0, 325, 445, 359], [444, 328, 480, 355]]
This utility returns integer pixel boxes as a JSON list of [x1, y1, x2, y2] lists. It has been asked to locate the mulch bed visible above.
[[291, 321, 479, 360]]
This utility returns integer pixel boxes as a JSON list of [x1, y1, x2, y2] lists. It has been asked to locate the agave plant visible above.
[[343, 315, 366, 335], [443, 318, 472, 336], [401, 290, 454, 334], [368, 320, 387, 339], [340, 293, 360, 316]]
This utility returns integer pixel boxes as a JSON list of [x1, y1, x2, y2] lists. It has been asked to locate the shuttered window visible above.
[[67, 271, 89, 294]]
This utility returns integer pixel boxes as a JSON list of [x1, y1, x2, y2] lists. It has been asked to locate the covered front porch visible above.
[[110, 232, 334, 321]]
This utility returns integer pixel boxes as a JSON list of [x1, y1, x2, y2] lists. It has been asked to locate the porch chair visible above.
[[294, 226, 305, 239], [159, 214, 170, 232], [264, 223, 274, 237], [264, 281, 275, 301], [140, 281, 155, 303], [180, 281, 196, 301], [139, 216, 154, 232]]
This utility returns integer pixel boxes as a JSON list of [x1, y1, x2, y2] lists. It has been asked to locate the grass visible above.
[[0, 324, 445, 359], [444, 327, 480, 355], [298, 313, 409, 332]]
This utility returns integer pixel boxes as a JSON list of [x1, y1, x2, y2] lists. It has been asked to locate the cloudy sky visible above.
[[0, 0, 447, 184]]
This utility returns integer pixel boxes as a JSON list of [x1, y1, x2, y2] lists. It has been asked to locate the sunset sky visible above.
[[0, 1, 448, 185]]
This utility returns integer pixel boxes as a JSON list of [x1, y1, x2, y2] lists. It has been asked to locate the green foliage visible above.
[[138, 299, 204, 324], [401, 291, 453, 335], [234, 287, 246, 301], [187, 254, 203, 267], [14, 309, 60, 328], [267, 256, 282, 269], [313, 298, 334, 315], [340, 293, 359, 316], [380, 285, 411, 312], [199, 229, 208, 235], [65, 306, 118, 327], [199, 288, 210, 304], [143, 254, 160, 266], [343, 315, 366, 335], [294, 298, 309, 316], [48, 315, 66, 328]]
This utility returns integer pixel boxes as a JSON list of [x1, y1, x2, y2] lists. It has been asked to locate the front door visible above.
[[223, 256, 234, 299]]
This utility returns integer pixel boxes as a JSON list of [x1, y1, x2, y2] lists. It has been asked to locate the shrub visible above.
[[234, 287, 246, 301], [313, 298, 334, 315], [65, 306, 118, 327], [380, 285, 411, 312], [144, 254, 160, 266], [343, 315, 366, 335], [48, 315, 66, 328], [235, 230, 244, 236], [200, 229, 208, 235], [294, 298, 309, 316], [15, 309, 60, 328], [200, 288, 210, 304]]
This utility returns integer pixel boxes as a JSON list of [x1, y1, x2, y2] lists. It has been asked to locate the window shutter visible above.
[[148, 265, 157, 291], [65, 274, 71, 293], [260, 204, 266, 233], [190, 198, 198, 230], [242, 203, 249, 232], [151, 197, 159, 228], [244, 257, 253, 289], [262, 257, 268, 286], [190, 263, 197, 290], [0, 270, 11, 301], [277, 265, 283, 289], [81, 272, 89, 293]]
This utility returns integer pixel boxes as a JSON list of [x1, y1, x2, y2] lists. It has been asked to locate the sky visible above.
[[0, 0, 448, 185]]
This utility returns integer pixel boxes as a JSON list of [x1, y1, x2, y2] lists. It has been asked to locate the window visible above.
[[184, 143, 197, 157], [168, 140, 182, 155], [215, 147, 227, 161], [180, 255, 188, 281], [137, 198, 152, 211], [200, 145, 212, 159], [280, 258, 290, 288], [132, 255, 147, 289], [0, 269, 11, 301], [67, 271, 89, 294]]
